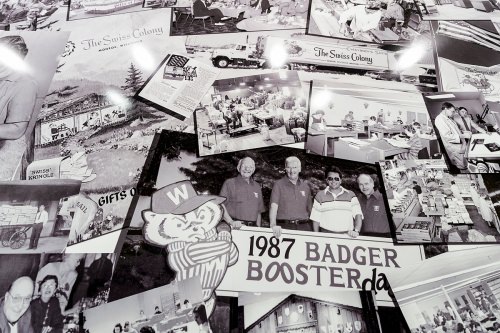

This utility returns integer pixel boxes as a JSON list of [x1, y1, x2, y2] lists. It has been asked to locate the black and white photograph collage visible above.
[[1, 0, 500, 332]]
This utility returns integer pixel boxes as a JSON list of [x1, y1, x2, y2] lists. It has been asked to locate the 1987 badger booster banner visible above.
[[215, 228, 423, 293]]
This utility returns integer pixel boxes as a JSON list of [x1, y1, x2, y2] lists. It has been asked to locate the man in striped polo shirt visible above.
[[310, 166, 363, 237]]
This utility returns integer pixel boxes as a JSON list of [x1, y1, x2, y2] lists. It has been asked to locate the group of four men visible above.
[[220, 156, 391, 238]]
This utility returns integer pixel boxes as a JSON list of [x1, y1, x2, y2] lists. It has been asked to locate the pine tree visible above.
[[121, 63, 145, 121], [121, 63, 144, 95]]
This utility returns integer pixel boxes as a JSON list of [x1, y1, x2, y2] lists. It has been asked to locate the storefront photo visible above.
[[305, 80, 441, 164], [422, 92, 500, 174], [306, 0, 428, 44], [0, 180, 81, 253], [195, 71, 308, 156], [380, 159, 500, 244], [388, 246, 500, 333], [240, 291, 377, 333], [170, 0, 309, 36]]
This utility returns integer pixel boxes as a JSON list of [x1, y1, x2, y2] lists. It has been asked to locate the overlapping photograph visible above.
[[170, 0, 309, 36], [194, 71, 309, 156], [19, 11, 189, 249], [379, 159, 500, 244], [432, 21, 500, 104], [305, 78, 441, 164], [182, 30, 439, 94], [422, 92, 500, 174], [105, 130, 424, 311], [83, 277, 234, 332], [414, 0, 500, 20], [0, 0, 67, 30], [66, 0, 150, 21], [240, 291, 380, 333], [0, 31, 69, 181], [136, 53, 220, 120], [306, 0, 429, 44], [0, 180, 81, 253], [0, 252, 117, 333], [387, 246, 500, 333]]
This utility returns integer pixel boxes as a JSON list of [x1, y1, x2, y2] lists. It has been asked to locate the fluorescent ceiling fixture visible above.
[[316, 87, 414, 94], [426, 94, 456, 100]]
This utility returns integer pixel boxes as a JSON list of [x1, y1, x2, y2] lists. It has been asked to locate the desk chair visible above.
[[189, 4, 213, 28]]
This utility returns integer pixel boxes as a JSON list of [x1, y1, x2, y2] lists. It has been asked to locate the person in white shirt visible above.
[[310, 167, 363, 237], [28, 205, 48, 250], [434, 102, 470, 171], [339, 0, 382, 40], [453, 107, 486, 134]]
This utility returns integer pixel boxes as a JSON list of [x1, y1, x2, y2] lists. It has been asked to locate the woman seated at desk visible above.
[[394, 122, 424, 160]]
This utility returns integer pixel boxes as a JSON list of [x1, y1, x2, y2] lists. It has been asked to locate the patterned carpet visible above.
[[171, 12, 244, 36]]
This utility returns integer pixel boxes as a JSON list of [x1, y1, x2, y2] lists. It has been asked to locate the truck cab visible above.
[[211, 42, 265, 68]]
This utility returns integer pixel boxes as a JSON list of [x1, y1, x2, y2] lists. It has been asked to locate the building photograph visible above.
[[305, 79, 441, 164], [0, 180, 81, 253], [171, 0, 309, 36], [422, 92, 500, 174], [388, 246, 500, 333], [380, 159, 500, 244], [194, 71, 308, 156], [306, 0, 428, 44], [240, 291, 378, 333]]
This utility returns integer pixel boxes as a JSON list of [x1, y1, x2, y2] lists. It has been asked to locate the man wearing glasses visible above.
[[310, 166, 363, 237], [0, 276, 35, 333]]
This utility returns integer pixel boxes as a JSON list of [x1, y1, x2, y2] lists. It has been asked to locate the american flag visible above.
[[166, 54, 189, 67], [436, 21, 500, 52]]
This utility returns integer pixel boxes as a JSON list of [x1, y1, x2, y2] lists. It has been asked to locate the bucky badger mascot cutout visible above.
[[142, 180, 238, 316]]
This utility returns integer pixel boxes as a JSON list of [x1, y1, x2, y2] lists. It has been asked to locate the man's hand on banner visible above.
[[272, 225, 282, 238], [231, 220, 243, 229], [347, 230, 359, 238]]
